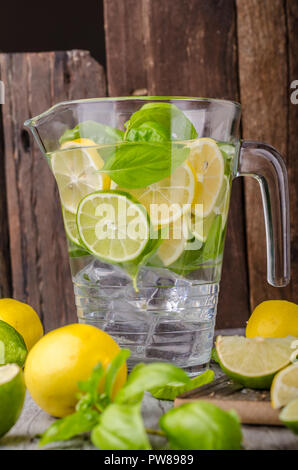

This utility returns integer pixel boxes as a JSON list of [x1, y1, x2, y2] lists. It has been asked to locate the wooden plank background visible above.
[[0, 0, 297, 331]]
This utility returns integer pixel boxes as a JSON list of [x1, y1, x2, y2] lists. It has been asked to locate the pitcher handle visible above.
[[236, 140, 290, 287]]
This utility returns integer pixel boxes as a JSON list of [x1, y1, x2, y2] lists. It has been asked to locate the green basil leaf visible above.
[[77, 362, 105, 403], [39, 409, 99, 447], [125, 121, 169, 142], [59, 120, 124, 146], [159, 402, 242, 450], [91, 403, 152, 450], [104, 349, 130, 400], [168, 215, 224, 275], [125, 102, 198, 142], [115, 362, 189, 404], [121, 228, 166, 290], [102, 142, 189, 189], [201, 215, 223, 261], [150, 370, 214, 401]]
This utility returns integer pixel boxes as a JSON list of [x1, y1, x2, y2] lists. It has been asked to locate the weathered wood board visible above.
[[0, 51, 106, 331], [175, 375, 281, 426], [237, 0, 298, 308]]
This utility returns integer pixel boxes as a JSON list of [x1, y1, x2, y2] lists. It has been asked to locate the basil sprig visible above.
[[39, 348, 242, 450]]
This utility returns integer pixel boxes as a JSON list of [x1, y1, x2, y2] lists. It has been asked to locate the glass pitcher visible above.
[[25, 97, 290, 374]]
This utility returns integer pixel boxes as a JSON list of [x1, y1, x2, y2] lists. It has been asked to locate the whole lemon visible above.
[[24, 324, 127, 417], [246, 300, 298, 338], [0, 299, 43, 351]]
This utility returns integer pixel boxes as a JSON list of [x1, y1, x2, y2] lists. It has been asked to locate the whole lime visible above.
[[0, 320, 27, 367], [0, 299, 43, 350], [0, 364, 26, 437]]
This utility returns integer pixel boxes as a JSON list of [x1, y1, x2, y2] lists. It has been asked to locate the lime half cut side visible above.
[[0, 364, 26, 437], [279, 397, 298, 434], [63, 207, 81, 246], [271, 362, 298, 409], [77, 190, 151, 263], [216, 335, 295, 389]]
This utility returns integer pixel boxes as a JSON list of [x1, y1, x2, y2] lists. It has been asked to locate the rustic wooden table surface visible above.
[[1, 360, 298, 451]]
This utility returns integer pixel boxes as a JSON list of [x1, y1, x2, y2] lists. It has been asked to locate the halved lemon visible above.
[[216, 335, 295, 389], [51, 138, 110, 214], [76, 190, 150, 263], [188, 138, 224, 217], [157, 216, 189, 266], [271, 362, 298, 409], [114, 162, 197, 227]]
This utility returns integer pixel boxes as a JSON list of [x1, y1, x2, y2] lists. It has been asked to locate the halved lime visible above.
[[271, 362, 298, 408], [216, 335, 295, 389], [77, 190, 151, 263], [279, 397, 298, 434], [0, 364, 26, 437], [51, 139, 110, 214], [0, 320, 27, 367]]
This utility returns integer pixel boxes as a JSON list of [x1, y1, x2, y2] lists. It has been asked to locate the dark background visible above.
[[0, 0, 106, 66]]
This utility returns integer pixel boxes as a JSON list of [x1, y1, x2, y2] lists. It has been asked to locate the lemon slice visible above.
[[188, 138, 224, 217], [77, 190, 150, 263], [114, 162, 197, 227], [51, 138, 110, 214], [216, 335, 295, 389], [271, 362, 298, 408], [62, 207, 80, 246], [157, 217, 189, 266], [279, 397, 298, 434]]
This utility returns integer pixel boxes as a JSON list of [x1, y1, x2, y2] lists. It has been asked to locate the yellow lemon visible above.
[[114, 162, 197, 227], [52, 138, 110, 214], [0, 299, 43, 351], [187, 138, 224, 217], [246, 300, 298, 338], [24, 324, 127, 418]]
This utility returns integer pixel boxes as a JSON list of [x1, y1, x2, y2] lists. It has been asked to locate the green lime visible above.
[[77, 190, 150, 263], [279, 397, 298, 434], [0, 364, 26, 437], [0, 320, 27, 367], [63, 207, 81, 246], [216, 335, 295, 389]]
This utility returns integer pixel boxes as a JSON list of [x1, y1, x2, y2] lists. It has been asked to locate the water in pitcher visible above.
[[45, 103, 236, 373]]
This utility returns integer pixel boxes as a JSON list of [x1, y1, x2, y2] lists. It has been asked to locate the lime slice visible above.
[[157, 217, 189, 266], [51, 138, 110, 214], [279, 397, 298, 434], [188, 138, 224, 217], [216, 335, 295, 389], [114, 162, 197, 227], [0, 364, 26, 437], [271, 362, 298, 408], [77, 190, 150, 263], [62, 207, 81, 246], [0, 320, 27, 367]]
